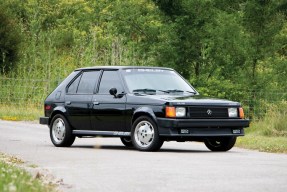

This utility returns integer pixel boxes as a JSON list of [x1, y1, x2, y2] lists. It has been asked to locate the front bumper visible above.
[[39, 117, 49, 125], [157, 118, 249, 137]]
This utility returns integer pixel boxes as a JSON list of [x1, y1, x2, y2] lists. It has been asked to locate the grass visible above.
[[236, 104, 287, 153], [236, 134, 287, 153], [0, 104, 43, 121], [0, 153, 56, 192]]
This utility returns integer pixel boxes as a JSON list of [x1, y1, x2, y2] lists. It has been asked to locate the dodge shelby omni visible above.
[[40, 66, 249, 151]]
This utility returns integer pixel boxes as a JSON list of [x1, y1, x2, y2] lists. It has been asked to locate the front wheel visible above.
[[50, 114, 75, 147], [131, 116, 163, 151], [204, 137, 237, 152]]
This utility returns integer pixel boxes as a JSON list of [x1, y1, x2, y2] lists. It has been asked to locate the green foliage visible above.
[[0, 0, 286, 120], [0, 160, 54, 192], [0, 3, 22, 73], [236, 135, 287, 153], [242, 0, 285, 79], [248, 102, 287, 137], [154, 0, 217, 78], [236, 101, 287, 153]]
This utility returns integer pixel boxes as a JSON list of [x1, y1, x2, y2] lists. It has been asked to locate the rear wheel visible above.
[[50, 114, 75, 147], [131, 116, 163, 151], [120, 137, 133, 147], [204, 137, 236, 152]]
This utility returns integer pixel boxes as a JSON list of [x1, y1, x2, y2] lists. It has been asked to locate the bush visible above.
[[248, 102, 287, 137], [0, 5, 22, 73]]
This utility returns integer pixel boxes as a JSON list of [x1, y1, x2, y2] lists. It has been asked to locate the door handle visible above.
[[65, 101, 71, 105]]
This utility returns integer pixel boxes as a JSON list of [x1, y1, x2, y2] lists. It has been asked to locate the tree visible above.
[[154, 0, 217, 80], [242, 0, 285, 116], [0, 4, 22, 73]]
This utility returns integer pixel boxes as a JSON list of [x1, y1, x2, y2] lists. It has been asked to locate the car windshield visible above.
[[122, 68, 196, 95]]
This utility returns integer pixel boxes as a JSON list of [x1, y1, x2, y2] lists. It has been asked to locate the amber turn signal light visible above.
[[166, 106, 176, 118], [239, 107, 244, 119]]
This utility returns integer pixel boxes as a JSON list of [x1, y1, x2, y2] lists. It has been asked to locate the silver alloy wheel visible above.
[[52, 118, 66, 144], [134, 120, 154, 148]]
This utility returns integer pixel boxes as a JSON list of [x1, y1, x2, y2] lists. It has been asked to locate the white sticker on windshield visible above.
[[137, 69, 164, 72]]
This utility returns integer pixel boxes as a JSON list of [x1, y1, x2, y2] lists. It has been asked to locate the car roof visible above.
[[75, 66, 173, 71]]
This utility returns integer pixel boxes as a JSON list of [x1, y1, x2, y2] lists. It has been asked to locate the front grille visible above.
[[188, 107, 229, 119]]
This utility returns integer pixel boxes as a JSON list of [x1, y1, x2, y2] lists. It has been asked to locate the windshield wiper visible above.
[[133, 88, 156, 92], [165, 89, 184, 93], [163, 89, 196, 95], [132, 88, 157, 95], [132, 89, 196, 95], [184, 90, 197, 94], [132, 89, 169, 95]]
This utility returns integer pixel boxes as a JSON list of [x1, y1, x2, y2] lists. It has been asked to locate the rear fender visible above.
[[49, 106, 67, 126]]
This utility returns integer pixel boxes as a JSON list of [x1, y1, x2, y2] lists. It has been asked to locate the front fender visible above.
[[132, 106, 157, 124]]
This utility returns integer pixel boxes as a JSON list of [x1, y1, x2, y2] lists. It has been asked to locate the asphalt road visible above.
[[0, 120, 287, 192]]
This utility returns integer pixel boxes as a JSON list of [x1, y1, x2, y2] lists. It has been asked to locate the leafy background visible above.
[[0, 0, 286, 120]]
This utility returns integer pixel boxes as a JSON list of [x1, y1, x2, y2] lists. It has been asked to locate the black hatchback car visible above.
[[40, 66, 249, 151]]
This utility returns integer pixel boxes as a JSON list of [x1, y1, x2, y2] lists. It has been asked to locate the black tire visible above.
[[120, 137, 133, 147], [50, 114, 75, 147], [131, 116, 163, 151], [204, 137, 237, 152]]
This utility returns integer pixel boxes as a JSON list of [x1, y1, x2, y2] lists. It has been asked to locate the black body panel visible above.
[[65, 94, 93, 130], [91, 94, 127, 131], [157, 118, 250, 128]]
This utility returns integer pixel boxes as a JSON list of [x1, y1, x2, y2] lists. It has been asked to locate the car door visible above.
[[65, 70, 101, 130], [91, 70, 127, 132]]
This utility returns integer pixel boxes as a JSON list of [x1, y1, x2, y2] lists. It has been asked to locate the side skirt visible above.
[[73, 130, 131, 137]]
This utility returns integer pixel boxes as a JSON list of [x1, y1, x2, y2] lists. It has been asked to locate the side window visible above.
[[77, 71, 100, 94], [67, 74, 82, 94], [98, 71, 124, 94]]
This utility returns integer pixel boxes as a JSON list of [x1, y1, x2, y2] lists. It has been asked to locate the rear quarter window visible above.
[[67, 70, 101, 94], [67, 74, 82, 94]]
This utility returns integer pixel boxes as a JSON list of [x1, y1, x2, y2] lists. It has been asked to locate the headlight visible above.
[[166, 106, 186, 117], [176, 107, 186, 117], [228, 108, 238, 118]]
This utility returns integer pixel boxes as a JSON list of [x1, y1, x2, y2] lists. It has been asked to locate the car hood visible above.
[[133, 94, 240, 106]]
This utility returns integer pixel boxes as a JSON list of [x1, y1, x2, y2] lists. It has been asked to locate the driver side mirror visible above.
[[109, 88, 117, 97]]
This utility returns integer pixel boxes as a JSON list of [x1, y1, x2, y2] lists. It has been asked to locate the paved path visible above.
[[0, 120, 286, 192]]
